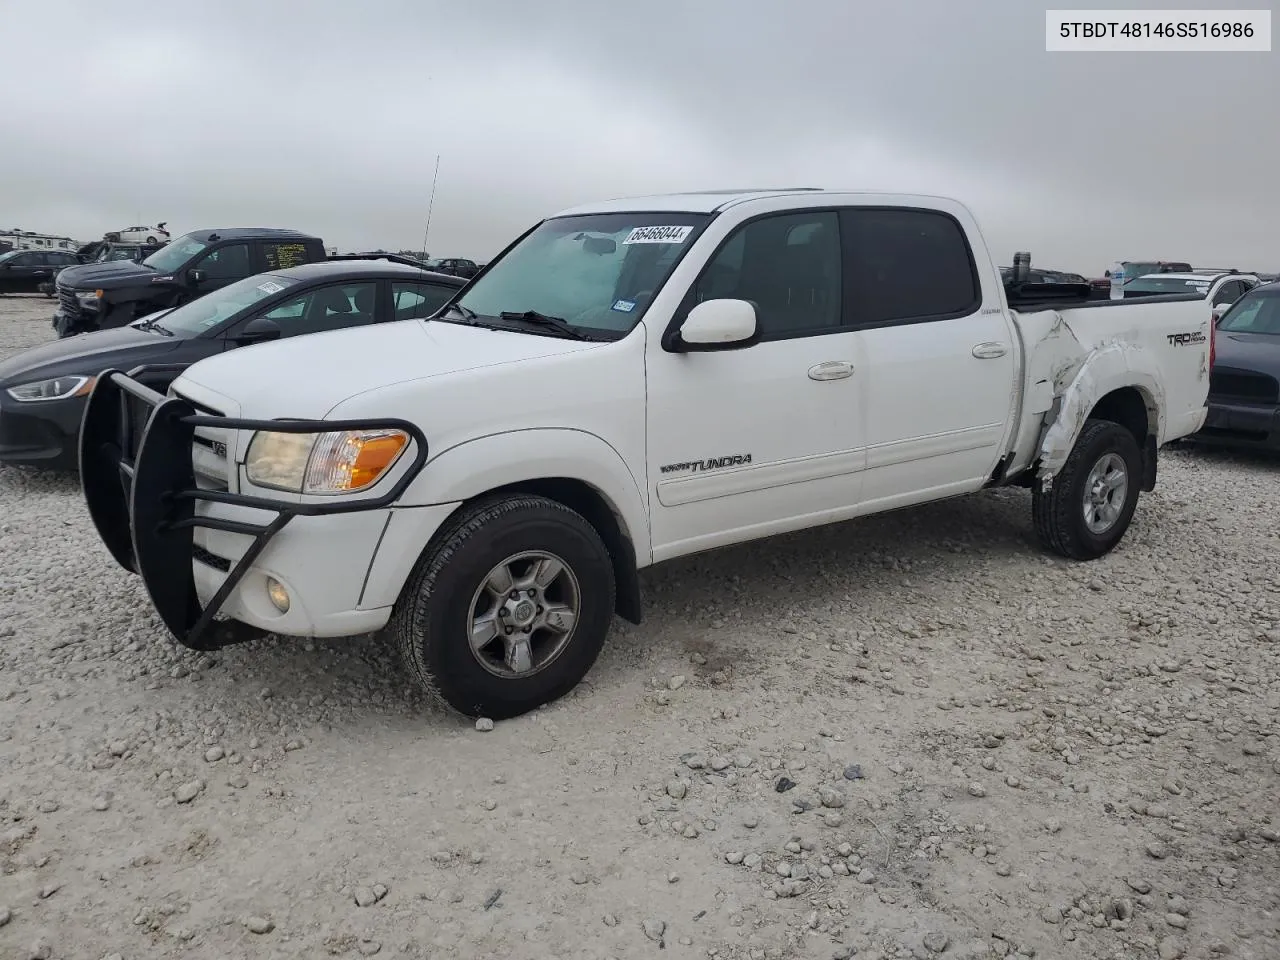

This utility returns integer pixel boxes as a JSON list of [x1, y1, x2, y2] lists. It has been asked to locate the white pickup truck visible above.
[[80, 188, 1214, 719]]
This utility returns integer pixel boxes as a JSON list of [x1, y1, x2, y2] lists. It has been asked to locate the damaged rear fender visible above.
[[1035, 342, 1164, 484]]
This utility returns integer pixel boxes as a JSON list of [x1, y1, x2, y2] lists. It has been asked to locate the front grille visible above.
[[192, 545, 231, 572], [57, 286, 80, 317], [1209, 369, 1280, 404], [172, 389, 231, 492]]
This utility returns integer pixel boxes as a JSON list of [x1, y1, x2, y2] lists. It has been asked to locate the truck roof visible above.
[[551, 188, 964, 217], [185, 228, 321, 242]]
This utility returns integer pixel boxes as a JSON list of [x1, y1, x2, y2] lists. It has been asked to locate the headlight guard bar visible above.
[[78, 368, 428, 652]]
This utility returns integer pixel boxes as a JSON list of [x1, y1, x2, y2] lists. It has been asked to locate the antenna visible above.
[[421, 154, 441, 259]]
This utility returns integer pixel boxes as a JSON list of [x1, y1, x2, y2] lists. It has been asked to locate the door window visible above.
[[840, 208, 980, 326], [392, 281, 456, 320], [258, 281, 378, 336], [691, 211, 843, 339], [194, 243, 251, 281], [1212, 280, 1244, 306]]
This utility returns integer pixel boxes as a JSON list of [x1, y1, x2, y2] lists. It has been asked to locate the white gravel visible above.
[[1, 293, 1278, 960]]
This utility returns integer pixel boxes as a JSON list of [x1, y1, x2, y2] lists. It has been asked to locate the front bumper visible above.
[[0, 390, 85, 469], [1191, 399, 1280, 451], [79, 370, 430, 650]]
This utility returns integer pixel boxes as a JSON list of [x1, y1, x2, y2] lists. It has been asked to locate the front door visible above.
[[189, 242, 253, 296], [645, 209, 866, 561], [843, 205, 1018, 507]]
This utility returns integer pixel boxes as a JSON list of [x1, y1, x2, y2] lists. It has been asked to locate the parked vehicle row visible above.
[[0, 257, 464, 468], [52, 228, 330, 338], [1121, 270, 1261, 319], [61, 188, 1214, 720]]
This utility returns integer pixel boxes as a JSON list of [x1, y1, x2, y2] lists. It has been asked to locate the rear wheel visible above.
[[1032, 418, 1142, 560], [390, 494, 616, 719]]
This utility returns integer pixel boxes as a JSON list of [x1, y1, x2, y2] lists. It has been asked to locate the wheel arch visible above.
[[1037, 342, 1166, 486], [395, 429, 650, 624]]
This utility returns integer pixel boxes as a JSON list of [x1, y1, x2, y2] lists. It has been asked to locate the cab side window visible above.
[[1212, 280, 1245, 306], [259, 281, 378, 336], [194, 243, 251, 281], [392, 281, 456, 320], [690, 211, 843, 339], [840, 208, 980, 326]]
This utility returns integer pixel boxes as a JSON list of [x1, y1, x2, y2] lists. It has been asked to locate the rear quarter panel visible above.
[[1007, 296, 1212, 477]]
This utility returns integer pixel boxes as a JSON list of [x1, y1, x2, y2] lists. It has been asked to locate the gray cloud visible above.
[[0, 0, 1274, 274]]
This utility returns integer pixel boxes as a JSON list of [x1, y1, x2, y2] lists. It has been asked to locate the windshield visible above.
[[1122, 276, 1211, 297], [454, 213, 710, 337], [152, 274, 300, 336], [99, 246, 138, 263], [141, 234, 209, 273], [1217, 290, 1280, 335]]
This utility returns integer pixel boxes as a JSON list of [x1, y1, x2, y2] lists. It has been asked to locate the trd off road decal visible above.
[[1166, 331, 1207, 345], [660, 454, 753, 475]]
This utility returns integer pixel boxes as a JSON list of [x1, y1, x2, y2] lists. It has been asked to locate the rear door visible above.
[[845, 205, 1019, 508]]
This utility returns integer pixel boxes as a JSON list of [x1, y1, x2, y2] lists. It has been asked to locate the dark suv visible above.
[[53, 228, 327, 338], [0, 249, 82, 295]]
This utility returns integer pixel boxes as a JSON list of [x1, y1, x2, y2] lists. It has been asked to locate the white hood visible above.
[[176, 319, 601, 419]]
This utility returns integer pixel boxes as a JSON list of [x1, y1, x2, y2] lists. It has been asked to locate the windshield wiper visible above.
[[498, 310, 592, 341], [432, 302, 492, 329]]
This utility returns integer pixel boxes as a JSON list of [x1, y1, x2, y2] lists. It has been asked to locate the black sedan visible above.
[[1195, 282, 1280, 452], [0, 258, 463, 470]]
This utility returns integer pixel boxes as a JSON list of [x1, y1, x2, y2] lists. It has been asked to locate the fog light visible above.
[[265, 577, 290, 613]]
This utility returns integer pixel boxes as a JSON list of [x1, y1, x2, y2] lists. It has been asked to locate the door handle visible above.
[[972, 342, 1008, 359], [808, 361, 853, 381]]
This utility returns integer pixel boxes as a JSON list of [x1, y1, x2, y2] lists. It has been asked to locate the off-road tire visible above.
[[389, 494, 616, 719], [1033, 418, 1143, 561]]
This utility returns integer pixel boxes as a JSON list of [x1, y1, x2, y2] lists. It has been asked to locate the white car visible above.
[[105, 223, 171, 244], [1123, 270, 1259, 320], [79, 188, 1214, 719]]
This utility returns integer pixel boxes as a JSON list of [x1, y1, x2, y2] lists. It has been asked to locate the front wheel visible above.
[[390, 494, 616, 719], [1032, 418, 1143, 560]]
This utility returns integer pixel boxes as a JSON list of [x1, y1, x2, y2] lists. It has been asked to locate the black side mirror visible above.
[[187, 268, 207, 285], [234, 316, 282, 345]]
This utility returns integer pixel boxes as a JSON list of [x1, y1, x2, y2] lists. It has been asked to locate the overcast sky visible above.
[[1, 0, 1274, 273]]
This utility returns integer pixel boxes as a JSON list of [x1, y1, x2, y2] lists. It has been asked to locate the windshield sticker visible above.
[[257, 280, 286, 294], [611, 299, 636, 313], [623, 225, 693, 245]]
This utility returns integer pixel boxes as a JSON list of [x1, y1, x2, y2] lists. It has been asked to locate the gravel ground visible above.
[[1, 293, 1278, 960]]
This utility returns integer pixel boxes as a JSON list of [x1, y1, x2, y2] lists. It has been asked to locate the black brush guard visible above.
[[78, 369, 428, 652]]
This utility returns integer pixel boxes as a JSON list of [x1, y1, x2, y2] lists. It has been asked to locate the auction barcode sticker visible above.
[[1046, 9, 1271, 51]]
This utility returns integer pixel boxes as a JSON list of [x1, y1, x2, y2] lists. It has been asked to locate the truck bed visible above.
[[1004, 291, 1213, 480]]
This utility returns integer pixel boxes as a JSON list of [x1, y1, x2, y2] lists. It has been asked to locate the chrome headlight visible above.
[[5, 375, 96, 403], [245, 428, 411, 495]]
